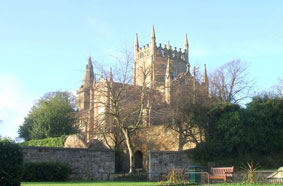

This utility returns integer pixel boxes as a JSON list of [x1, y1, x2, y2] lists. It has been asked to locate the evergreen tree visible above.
[[18, 91, 77, 140]]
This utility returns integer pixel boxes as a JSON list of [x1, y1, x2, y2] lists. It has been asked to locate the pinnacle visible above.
[[88, 56, 93, 67], [193, 66, 196, 76], [184, 33, 188, 50], [166, 57, 171, 74], [109, 67, 113, 81], [83, 57, 94, 88], [135, 33, 139, 47], [151, 25, 156, 39], [203, 64, 208, 83]]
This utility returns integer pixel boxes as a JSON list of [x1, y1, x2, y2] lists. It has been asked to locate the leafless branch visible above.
[[210, 59, 255, 104]]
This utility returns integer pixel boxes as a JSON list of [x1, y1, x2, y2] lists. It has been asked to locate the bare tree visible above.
[[210, 59, 254, 104], [92, 53, 150, 173], [273, 78, 283, 97], [166, 70, 211, 151]]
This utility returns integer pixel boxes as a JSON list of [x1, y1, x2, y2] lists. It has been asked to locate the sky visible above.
[[0, 0, 283, 139]]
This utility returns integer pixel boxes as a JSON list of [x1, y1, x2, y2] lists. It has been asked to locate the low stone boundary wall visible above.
[[147, 150, 199, 181], [22, 146, 115, 180]]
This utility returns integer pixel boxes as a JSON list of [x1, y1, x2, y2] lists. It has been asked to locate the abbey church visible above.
[[75, 27, 209, 170]]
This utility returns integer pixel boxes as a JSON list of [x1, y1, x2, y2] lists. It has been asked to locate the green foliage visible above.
[[18, 91, 77, 140], [193, 103, 245, 163], [245, 96, 283, 154], [21, 181, 160, 186], [21, 135, 67, 147], [20, 182, 282, 186], [208, 103, 245, 150], [241, 162, 260, 183], [0, 138, 23, 186], [159, 169, 187, 186], [192, 96, 283, 168], [22, 162, 69, 181]]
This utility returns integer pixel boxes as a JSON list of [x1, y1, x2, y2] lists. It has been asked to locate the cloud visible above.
[[0, 75, 34, 139]]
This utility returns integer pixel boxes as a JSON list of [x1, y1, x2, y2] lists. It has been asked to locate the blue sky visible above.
[[0, 0, 283, 139]]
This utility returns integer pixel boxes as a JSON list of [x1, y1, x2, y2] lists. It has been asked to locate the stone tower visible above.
[[76, 28, 209, 151], [77, 57, 95, 111], [76, 57, 96, 142], [133, 26, 190, 94]]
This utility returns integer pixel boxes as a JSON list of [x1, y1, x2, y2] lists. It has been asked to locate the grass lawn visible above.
[[21, 181, 160, 186], [21, 182, 283, 186]]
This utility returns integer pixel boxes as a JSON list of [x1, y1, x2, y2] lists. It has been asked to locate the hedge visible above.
[[21, 135, 67, 147], [22, 162, 69, 181], [0, 138, 23, 186]]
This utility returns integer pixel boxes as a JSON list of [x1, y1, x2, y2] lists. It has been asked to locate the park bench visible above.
[[209, 167, 234, 183]]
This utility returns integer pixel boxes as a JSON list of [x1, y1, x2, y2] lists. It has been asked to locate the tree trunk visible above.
[[122, 128, 134, 173], [178, 126, 184, 151], [198, 126, 203, 143]]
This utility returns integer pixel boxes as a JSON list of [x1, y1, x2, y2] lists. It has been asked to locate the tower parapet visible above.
[[133, 27, 190, 88], [134, 42, 188, 63], [155, 43, 187, 62], [135, 45, 151, 59]]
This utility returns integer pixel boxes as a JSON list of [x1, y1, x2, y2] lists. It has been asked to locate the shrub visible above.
[[21, 135, 67, 147], [22, 162, 69, 181], [0, 138, 23, 186], [159, 169, 186, 186], [241, 162, 260, 183]]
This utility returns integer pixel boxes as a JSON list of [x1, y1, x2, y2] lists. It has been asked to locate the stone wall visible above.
[[147, 150, 199, 181], [22, 146, 115, 180], [132, 125, 197, 171]]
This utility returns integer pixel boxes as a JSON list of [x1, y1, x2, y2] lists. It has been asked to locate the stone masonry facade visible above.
[[75, 27, 209, 171], [132, 125, 197, 170]]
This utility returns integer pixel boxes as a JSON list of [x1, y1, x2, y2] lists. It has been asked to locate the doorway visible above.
[[134, 150, 143, 169]]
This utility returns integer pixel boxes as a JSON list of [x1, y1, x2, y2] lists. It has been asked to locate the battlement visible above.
[[133, 27, 190, 87], [138, 44, 150, 51], [135, 43, 188, 62], [156, 43, 187, 62], [136, 45, 151, 59]]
